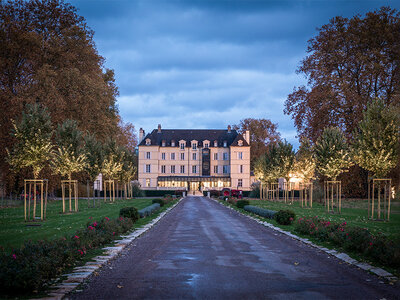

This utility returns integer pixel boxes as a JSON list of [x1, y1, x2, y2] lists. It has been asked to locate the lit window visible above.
[[171, 165, 175, 174], [161, 165, 166, 173], [223, 153, 228, 160], [214, 153, 218, 160], [192, 165, 197, 174], [214, 166, 218, 174], [238, 179, 243, 187], [171, 153, 175, 160], [180, 153, 185, 160], [223, 165, 229, 174], [145, 164, 151, 173], [223, 141, 227, 147], [146, 152, 150, 159], [180, 165, 185, 174], [192, 153, 197, 160], [238, 152, 243, 160], [161, 153, 166, 160], [146, 179, 150, 187]]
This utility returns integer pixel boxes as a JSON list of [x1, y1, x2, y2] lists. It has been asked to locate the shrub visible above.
[[275, 210, 296, 225], [119, 207, 139, 222], [0, 216, 133, 297], [236, 200, 250, 209], [138, 203, 160, 218], [152, 198, 165, 207], [163, 194, 173, 204], [227, 197, 236, 205], [244, 205, 276, 219]]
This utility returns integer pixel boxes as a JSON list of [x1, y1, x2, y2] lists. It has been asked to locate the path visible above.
[[71, 196, 400, 299]]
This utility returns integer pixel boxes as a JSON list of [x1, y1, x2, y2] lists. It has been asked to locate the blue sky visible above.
[[69, 0, 399, 148]]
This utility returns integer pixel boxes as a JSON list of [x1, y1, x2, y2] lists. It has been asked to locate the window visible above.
[[180, 165, 185, 174], [223, 165, 229, 174], [161, 153, 166, 160], [204, 142, 209, 148], [214, 140, 218, 147], [171, 140, 175, 147], [238, 140, 243, 146], [171, 165, 175, 174], [239, 165, 243, 173], [145, 139, 151, 145], [214, 153, 218, 160], [238, 179, 243, 187], [223, 141, 227, 147], [238, 152, 243, 160], [145, 179, 150, 187], [180, 142, 185, 150], [146, 152, 151, 159], [162, 140, 166, 147], [161, 165, 166, 173], [192, 165, 197, 174], [171, 153, 175, 160], [223, 153, 228, 160], [145, 164, 151, 173], [214, 165, 218, 174], [192, 143, 197, 150], [192, 153, 197, 160], [180, 153, 185, 160]]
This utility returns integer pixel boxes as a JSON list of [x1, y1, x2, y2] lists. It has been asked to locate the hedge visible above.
[[138, 203, 160, 218], [243, 205, 277, 219]]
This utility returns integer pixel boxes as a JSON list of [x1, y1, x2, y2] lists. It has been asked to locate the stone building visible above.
[[138, 125, 251, 192]]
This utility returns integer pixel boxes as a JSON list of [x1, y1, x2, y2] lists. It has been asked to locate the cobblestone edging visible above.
[[212, 198, 398, 283], [40, 198, 184, 300]]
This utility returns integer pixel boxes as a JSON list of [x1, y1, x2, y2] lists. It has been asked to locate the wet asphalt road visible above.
[[71, 196, 400, 299]]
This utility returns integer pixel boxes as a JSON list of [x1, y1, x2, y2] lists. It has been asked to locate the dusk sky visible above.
[[69, 0, 400, 148]]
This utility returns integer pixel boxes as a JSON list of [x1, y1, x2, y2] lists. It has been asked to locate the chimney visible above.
[[139, 128, 145, 143], [158, 124, 162, 133], [245, 130, 250, 144], [227, 125, 231, 133]]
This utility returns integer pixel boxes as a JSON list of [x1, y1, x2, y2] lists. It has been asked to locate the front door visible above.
[[190, 182, 199, 192]]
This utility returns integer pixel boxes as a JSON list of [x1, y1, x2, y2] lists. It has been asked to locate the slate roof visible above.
[[138, 129, 249, 147]]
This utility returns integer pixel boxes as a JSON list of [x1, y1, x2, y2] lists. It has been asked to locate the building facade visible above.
[[138, 125, 251, 191]]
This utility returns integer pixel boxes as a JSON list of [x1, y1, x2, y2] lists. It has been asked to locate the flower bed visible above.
[[295, 216, 400, 269], [0, 216, 133, 296]]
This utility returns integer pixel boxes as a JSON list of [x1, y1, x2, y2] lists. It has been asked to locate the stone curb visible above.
[[39, 198, 184, 300], [211, 198, 398, 283]]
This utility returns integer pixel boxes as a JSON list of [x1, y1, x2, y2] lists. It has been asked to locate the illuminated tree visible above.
[[295, 137, 316, 182]]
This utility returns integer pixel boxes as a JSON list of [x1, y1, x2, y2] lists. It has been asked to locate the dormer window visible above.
[[238, 140, 243, 146], [204, 143, 209, 148], [214, 140, 218, 147], [171, 140, 175, 147], [145, 138, 151, 145], [162, 140, 166, 147], [203, 140, 210, 148], [179, 140, 185, 150], [191, 140, 198, 150], [223, 140, 227, 147]]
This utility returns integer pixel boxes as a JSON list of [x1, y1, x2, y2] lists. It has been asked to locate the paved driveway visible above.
[[71, 196, 400, 299]]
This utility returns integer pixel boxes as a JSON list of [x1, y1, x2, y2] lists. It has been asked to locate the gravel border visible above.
[[211, 197, 398, 283], [38, 198, 184, 300]]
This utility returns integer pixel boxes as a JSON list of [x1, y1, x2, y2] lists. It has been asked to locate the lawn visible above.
[[0, 197, 156, 252], [246, 198, 400, 239]]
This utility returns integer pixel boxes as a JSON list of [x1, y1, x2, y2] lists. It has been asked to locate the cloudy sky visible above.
[[69, 0, 399, 148]]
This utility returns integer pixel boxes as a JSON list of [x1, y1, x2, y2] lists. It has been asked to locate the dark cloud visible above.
[[69, 0, 400, 148]]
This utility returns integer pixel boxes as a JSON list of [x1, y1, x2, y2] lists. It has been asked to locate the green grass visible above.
[[246, 198, 400, 239], [0, 198, 156, 252]]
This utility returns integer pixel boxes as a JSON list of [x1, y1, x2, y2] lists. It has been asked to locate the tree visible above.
[[116, 120, 138, 152], [51, 120, 87, 181], [233, 118, 281, 169], [295, 137, 316, 182], [254, 143, 281, 183], [315, 127, 353, 180], [119, 147, 137, 198], [352, 98, 399, 178], [101, 139, 124, 181], [7, 104, 53, 179], [0, 0, 120, 190], [84, 133, 103, 183], [275, 140, 296, 185], [285, 7, 400, 142]]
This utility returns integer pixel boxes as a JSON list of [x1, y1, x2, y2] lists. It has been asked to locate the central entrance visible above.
[[190, 181, 200, 191]]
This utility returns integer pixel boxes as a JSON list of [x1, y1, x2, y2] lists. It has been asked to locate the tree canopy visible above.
[[233, 118, 281, 169], [284, 7, 400, 142]]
